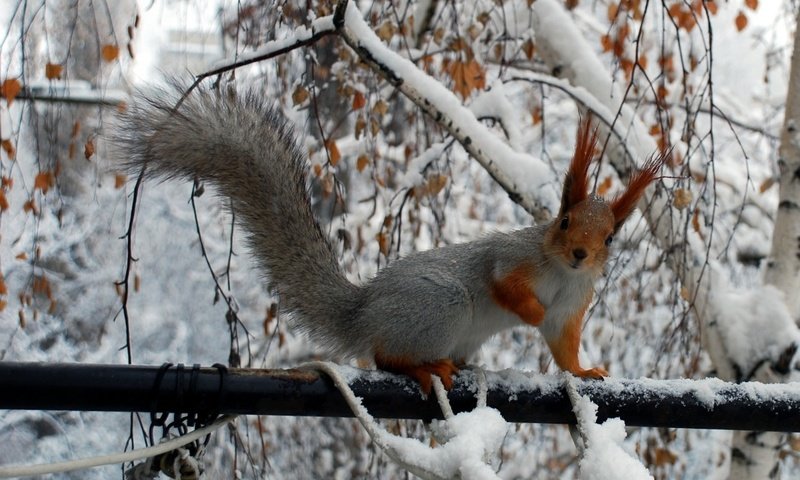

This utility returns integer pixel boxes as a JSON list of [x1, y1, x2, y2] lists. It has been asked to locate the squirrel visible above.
[[113, 83, 666, 394]]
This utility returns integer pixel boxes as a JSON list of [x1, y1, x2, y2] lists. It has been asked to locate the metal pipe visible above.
[[1, 362, 798, 432]]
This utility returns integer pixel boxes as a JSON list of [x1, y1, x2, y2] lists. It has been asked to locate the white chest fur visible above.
[[534, 266, 594, 342]]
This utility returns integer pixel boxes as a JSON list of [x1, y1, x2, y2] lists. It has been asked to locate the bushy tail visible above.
[[112, 82, 360, 355]]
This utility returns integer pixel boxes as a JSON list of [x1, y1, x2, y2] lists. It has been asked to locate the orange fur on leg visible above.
[[375, 354, 459, 394], [546, 302, 608, 379]]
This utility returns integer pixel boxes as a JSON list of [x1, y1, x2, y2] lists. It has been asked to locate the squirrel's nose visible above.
[[572, 248, 587, 260]]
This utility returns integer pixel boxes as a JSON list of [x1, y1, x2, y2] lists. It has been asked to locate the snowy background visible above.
[[1, 0, 799, 478]]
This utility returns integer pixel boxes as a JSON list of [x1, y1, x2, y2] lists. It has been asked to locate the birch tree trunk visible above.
[[734, 9, 800, 480], [766, 11, 800, 321]]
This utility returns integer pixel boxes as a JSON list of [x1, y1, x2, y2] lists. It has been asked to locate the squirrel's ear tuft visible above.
[[559, 116, 598, 217], [610, 151, 668, 231]]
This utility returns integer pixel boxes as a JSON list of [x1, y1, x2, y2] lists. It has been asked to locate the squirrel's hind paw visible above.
[[573, 366, 609, 379], [375, 356, 459, 394]]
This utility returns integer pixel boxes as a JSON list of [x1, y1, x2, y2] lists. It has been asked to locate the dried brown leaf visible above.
[[601, 34, 613, 53], [372, 99, 389, 116], [692, 208, 702, 235], [446, 58, 486, 99], [325, 139, 341, 166], [531, 107, 542, 125], [426, 174, 448, 196], [1, 78, 21, 105], [376, 232, 390, 257], [673, 188, 693, 210], [101, 44, 120, 62], [355, 115, 367, 139], [522, 39, 536, 60], [84, 138, 95, 159], [377, 21, 396, 41], [292, 85, 309, 105], [45, 63, 63, 80], [735, 11, 748, 31], [597, 176, 613, 197], [352, 91, 366, 110], [1, 139, 15, 160], [356, 154, 369, 172], [34, 171, 55, 194], [24, 199, 38, 215]]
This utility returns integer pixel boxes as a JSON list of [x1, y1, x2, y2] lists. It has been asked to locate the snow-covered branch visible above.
[[197, 14, 338, 83], [192, 0, 559, 222], [336, 0, 556, 222]]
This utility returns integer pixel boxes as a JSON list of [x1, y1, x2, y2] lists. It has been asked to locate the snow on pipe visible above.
[[1, 362, 800, 432]]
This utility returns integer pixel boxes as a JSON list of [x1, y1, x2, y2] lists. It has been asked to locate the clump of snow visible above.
[[314, 362, 508, 480], [428, 408, 508, 480], [366, 406, 508, 480], [468, 81, 524, 151], [710, 282, 800, 377], [570, 389, 653, 480]]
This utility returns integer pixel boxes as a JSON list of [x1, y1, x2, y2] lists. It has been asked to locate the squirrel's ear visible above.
[[559, 116, 597, 217], [610, 151, 668, 231]]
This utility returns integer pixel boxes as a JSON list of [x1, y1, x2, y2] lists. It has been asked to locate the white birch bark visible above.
[[766, 11, 800, 322], [739, 9, 800, 480]]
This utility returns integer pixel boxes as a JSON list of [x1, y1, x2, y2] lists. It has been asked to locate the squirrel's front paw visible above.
[[573, 366, 609, 379]]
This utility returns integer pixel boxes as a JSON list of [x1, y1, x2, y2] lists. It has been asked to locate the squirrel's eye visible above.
[[560, 217, 569, 230], [605, 235, 613, 246]]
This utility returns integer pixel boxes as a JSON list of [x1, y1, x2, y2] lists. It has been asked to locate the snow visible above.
[[710, 282, 800, 378], [371, 407, 507, 480], [468, 81, 524, 151], [1, 0, 798, 478], [342, 1, 559, 217], [570, 392, 653, 480], [314, 361, 508, 480], [208, 15, 336, 72]]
